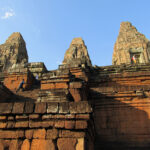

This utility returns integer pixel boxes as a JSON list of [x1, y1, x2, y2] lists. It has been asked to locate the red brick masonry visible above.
[[0, 101, 94, 150]]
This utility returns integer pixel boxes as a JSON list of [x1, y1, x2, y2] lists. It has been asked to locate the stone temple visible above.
[[0, 32, 28, 72], [1, 22, 150, 149], [113, 22, 150, 65]]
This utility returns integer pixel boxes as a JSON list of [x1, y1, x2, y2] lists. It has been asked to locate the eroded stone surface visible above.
[[0, 32, 28, 71], [21, 139, 30, 150], [76, 138, 84, 150], [62, 38, 92, 67], [31, 139, 55, 150], [112, 22, 150, 65], [57, 138, 77, 150], [33, 129, 46, 139], [46, 129, 58, 139]]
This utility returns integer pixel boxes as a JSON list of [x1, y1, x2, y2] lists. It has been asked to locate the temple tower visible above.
[[112, 22, 150, 65]]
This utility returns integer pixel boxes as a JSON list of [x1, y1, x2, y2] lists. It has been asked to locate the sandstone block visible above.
[[24, 102, 34, 114], [52, 115, 65, 119], [29, 121, 54, 128], [70, 82, 82, 89], [21, 139, 30, 150], [0, 116, 7, 121], [75, 121, 87, 129], [69, 102, 77, 114], [65, 120, 75, 129], [55, 83, 68, 89], [46, 129, 58, 139], [7, 121, 15, 128], [0, 130, 24, 139], [59, 130, 85, 138], [31, 139, 55, 150], [35, 103, 46, 114], [76, 138, 84, 150], [33, 129, 46, 139], [25, 130, 34, 139], [76, 114, 90, 120], [0, 103, 13, 114], [29, 114, 39, 120], [59, 102, 69, 114], [65, 114, 75, 119], [1, 140, 11, 149], [41, 83, 54, 90], [8, 116, 14, 121], [55, 120, 65, 128], [57, 138, 77, 150], [70, 89, 82, 102], [15, 121, 29, 128], [76, 101, 92, 113], [12, 103, 24, 114], [9, 140, 19, 150], [16, 115, 28, 120], [0, 122, 7, 128], [42, 114, 53, 120], [47, 102, 58, 113], [0, 140, 4, 150], [41, 121, 54, 128]]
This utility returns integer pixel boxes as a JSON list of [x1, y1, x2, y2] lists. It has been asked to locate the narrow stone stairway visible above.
[[11, 86, 41, 102]]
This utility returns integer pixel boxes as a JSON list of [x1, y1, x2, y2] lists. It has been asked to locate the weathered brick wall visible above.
[[90, 65, 150, 149], [4, 69, 35, 91], [0, 101, 93, 150], [40, 67, 89, 102], [4, 63, 150, 149]]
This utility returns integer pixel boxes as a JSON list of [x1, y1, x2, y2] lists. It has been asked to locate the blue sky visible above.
[[0, 0, 150, 70]]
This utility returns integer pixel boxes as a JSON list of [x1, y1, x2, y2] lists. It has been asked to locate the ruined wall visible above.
[[39, 66, 89, 103], [0, 101, 93, 150], [112, 22, 150, 65], [89, 65, 150, 149], [4, 68, 35, 91], [3, 64, 150, 150]]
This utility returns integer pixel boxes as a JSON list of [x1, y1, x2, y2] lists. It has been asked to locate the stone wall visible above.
[[0, 101, 93, 150], [39, 67, 89, 103], [4, 68, 35, 91], [3, 63, 150, 149], [89, 64, 150, 149]]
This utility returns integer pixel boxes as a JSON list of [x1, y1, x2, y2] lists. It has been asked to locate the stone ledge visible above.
[[0, 130, 24, 139], [0, 101, 92, 115], [0, 129, 87, 139]]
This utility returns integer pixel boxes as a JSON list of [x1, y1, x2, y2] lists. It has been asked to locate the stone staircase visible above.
[[11, 87, 41, 102]]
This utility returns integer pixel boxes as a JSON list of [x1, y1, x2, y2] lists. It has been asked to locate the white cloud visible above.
[[1, 9, 15, 19]]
